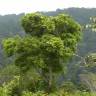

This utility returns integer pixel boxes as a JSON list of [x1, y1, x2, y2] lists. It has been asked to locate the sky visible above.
[[0, 0, 96, 15]]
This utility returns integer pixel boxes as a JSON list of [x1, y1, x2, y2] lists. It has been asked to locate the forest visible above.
[[0, 8, 96, 96]]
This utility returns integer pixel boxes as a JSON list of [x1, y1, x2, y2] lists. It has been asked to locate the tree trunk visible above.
[[48, 67, 53, 92]]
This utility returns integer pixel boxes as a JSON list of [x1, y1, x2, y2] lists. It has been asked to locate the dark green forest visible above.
[[0, 8, 96, 96]]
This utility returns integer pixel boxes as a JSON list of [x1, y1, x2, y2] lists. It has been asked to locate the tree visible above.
[[2, 13, 81, 92]]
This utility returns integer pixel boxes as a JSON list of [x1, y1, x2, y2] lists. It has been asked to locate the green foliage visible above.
[[40, 34, 65, 72], [61, 81, 77, 93], [3, 13, 81, 72], [1, 9, 96, 95], [2, 13, 81, 92], [2, 37, 18, 57], [0, 64, 19, 84], [22, 91, 47, 96], [21, 13, 55, 37], [0, 76, 95, 96], [1, 8, 96, 66], [0, 76, 20, 96]]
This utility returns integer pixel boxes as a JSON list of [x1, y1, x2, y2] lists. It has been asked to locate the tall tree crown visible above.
[[3, 13, 82, 73]]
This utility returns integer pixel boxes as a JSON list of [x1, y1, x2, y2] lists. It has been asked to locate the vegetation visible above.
[[0, 8, 96, 95], [1, 12, 83, 95], [1, 8, 96, 66]]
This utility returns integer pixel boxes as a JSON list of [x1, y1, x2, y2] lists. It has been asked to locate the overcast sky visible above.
[[0, 0, 96, 15]]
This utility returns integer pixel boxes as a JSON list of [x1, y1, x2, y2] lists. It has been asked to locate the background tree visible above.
[[2, 13, 81, 92]]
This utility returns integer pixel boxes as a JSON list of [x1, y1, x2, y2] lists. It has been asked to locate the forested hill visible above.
[[0, 13, 24, 39], [42, 8, 96, 24], [1, 8, 96, 65], [0, 13, 24, 65], [1, 8, 96, 38]]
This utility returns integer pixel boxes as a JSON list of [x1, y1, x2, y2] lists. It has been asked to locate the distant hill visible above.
[[0, 13, 24, 39], [1, 8, 96, 66], [42, 8, 96, 24]]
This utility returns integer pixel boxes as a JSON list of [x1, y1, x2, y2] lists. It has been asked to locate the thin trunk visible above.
[[19, 69, 25, 93], [48, 67, 53, 92]]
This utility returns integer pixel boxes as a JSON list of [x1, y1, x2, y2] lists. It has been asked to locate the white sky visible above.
[[0, 0, 96, 15]]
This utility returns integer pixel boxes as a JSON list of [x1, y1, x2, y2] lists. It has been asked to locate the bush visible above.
[[0, 76, 21, 96]]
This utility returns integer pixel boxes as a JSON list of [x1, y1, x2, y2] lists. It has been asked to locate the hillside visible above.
[[0, 8, 96, 95], [0, 8, 96, 66]]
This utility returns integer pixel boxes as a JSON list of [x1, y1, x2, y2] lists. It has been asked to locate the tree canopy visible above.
[[2, 13, 82, 92]]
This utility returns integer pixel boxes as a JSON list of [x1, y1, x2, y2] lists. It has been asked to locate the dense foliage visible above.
[[1, 12, 82, 95], [1, 8, 96, 95], [1, 8, 96, 66]]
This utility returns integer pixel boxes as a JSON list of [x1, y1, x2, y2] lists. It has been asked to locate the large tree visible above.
[[2, 13, 81, 92]]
